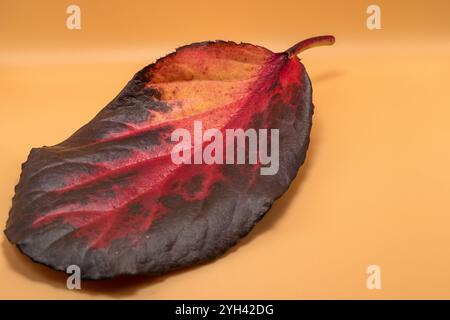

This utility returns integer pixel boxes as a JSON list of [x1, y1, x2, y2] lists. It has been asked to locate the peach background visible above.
[[1, 0, 450, 299]]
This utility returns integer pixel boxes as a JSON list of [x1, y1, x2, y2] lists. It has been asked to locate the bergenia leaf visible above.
[[5, 36, 335, 279]]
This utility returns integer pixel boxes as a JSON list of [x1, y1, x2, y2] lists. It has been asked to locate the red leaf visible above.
[[5, 36, 335, 279]]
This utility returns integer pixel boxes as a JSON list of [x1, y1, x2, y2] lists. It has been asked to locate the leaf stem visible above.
[[286, 35, 335, 57]]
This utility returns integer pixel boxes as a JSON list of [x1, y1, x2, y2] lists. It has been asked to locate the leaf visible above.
[[5, 36, 335, 279]]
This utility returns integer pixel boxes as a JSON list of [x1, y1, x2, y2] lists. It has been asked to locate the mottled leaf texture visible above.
[[5, 36, 335, 279]]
